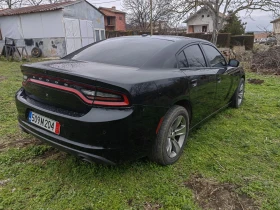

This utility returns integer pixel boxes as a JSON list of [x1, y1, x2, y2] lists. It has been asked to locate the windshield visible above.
[[65, 37, 173, 68]]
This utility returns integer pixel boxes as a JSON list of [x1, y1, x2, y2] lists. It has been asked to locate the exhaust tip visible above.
[[78, 155, 93, 164]]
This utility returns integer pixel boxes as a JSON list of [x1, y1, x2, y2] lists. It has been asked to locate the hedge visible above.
[[231, 35, 254, 50], [105, 31, 253, 49]]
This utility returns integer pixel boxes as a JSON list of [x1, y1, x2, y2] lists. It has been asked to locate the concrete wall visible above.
[[21, 38, 66, 57], [0, 38, 66, 58]]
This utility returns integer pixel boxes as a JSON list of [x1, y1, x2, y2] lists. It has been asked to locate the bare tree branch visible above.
[[172, 0, 280, 44]]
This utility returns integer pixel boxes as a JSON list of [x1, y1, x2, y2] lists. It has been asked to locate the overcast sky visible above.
[[88, 0, 275, 32]]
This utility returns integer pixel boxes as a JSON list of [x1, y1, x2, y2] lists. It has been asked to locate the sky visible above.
[[88, 0, 275, 32]]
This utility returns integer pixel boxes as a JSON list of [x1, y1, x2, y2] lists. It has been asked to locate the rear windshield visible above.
[[65, 37, 173, 68]]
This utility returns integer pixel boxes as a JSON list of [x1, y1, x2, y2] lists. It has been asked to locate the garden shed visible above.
[[0, 0, 105, 57]]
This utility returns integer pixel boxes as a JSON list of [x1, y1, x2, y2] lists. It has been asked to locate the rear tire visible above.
[[149, 105, 189, 166], [231, 78, 245, 108], [31, 47, 42, 58]]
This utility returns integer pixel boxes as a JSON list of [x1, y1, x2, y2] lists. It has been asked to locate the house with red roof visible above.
[[99, 6, 126, 31]]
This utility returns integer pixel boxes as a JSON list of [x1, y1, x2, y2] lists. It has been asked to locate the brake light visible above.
[[81, 88, 129, 106]]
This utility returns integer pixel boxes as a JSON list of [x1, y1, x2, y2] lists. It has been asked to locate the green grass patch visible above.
[[0, 58, 280, 209]]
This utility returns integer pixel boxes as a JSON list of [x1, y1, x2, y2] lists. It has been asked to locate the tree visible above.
[[173, 0, 280, 44], [0, 0, 60, 9], [221, 11, 246, 35], [0, 0, 23, 8], [123, 0, 178, 32]]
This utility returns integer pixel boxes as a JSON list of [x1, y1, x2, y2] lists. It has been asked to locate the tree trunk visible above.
[[211, 1, 219, 45]]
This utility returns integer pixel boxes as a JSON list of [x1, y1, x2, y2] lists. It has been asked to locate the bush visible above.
[[251, 46, 280, 74]]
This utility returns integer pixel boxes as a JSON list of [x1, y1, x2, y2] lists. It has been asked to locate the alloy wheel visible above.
[[166, 115, 187, 158], [238, 82, 244, 106]]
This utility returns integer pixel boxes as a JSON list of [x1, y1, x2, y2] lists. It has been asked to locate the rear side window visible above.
[[184, 45, 206, 68], [177, 51, 188, 68], [67, 38, 173, 68], [201, 44, 226, 67]]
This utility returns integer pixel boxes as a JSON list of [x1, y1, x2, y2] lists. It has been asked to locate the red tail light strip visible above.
[[26, 79, 93, 104], [25, 79, 130, 107], [156, 117, 164, 134]]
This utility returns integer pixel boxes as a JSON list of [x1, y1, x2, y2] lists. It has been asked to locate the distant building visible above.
[[183, 7, 226, 33], [0, 0, 105, 57], [99, 6, 126, 31], [253, 32, 269, 42], [271, 18, 280, 40]]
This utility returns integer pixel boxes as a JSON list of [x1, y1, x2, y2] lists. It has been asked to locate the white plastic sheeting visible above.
[[64, 18, 101, 54], [80, 20, 94, 47], [0, 11, 64, 39], [0, 16, 23, 39], [64, 18, 82, 54], [21, 13, 44, 38], [21, 11, 64, 38]]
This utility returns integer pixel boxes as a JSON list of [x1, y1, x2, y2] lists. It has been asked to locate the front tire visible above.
[[231, 78, 245, 108], [149, 106, 189, 166]]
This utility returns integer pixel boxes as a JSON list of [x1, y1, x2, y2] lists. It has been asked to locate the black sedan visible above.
[[15, 36, 245, 165]]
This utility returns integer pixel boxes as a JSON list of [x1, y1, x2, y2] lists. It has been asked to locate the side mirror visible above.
[[228, 59, 240, 67]]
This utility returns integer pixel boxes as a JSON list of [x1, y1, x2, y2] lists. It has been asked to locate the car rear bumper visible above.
[[15, 88, 147, 165], [19, 120, 117, 164]]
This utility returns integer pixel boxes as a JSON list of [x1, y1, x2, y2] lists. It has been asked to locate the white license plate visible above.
[[28, 111, 60, 135]]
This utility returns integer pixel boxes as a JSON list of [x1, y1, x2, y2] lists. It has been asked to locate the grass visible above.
[[0, 57, 280, 209]]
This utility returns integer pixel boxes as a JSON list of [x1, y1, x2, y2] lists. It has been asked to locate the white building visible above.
[[183, 7, 226, 33], [271, 18, 280, 41], [0, 0, 105, 57]]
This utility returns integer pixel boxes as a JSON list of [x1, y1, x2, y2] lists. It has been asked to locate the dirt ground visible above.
[[185, 174, 259, 210]]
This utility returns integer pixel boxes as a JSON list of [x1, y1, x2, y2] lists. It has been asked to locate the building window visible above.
[[119, 16, 122, 20], [202, 26, 207, 32], [101, 30, 105, 40], [95, 30, 100, 42], [107, 17, 111, 25]]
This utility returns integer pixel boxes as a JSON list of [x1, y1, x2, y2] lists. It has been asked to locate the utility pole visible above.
[[150, 0, 153, 35]]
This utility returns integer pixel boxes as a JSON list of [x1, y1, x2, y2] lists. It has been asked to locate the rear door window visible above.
[[177, 51, 188, 68], [183, 45, 206, 68]]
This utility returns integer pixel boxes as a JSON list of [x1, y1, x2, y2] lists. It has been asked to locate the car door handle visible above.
[[191, 79, 198, 87]]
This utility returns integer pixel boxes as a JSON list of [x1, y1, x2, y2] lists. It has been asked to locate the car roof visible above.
[[110, 35, 211, 45]]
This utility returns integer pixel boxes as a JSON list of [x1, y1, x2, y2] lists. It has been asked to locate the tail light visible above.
[[22, 74, 130, 107], [81, 88, 129, 106]]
